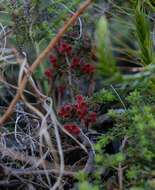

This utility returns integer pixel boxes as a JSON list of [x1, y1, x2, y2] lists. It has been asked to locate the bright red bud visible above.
[[64, 123, 80, 135], [58, 42, 72, 55], [44, 68, 53, 78], [70, 57, 80, 69], [58, 104, 73, 118], [49, 55, 58, 67], [81, 64, 96, 74], [76, 95, 84, 103]]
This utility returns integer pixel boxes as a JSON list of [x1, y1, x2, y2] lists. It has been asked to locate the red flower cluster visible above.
[[75, 95, 88, 119], [44, 68, 53, 78], [58, 104, 73, 118], [49, 55, 58, 68], [75, 95, 97, 126], [70, 57, 96, 75], [81, 64, 96, 74], [44, 55, 58, 78], [58, 42, 72, 55], [58, 95, 97, 127], [45, 39, 96, 80], [70, 57, 80, 69], [64, 123, 80, 135]]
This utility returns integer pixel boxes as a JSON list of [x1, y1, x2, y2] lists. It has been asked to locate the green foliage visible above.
[[90, 84, 155, 189], [92, 88, 116, 103], [79, 182, 99, 190], [76, 2, 155, 188], [135, 5, 154, 65], [96, 152, 125, 167], [76, 171, 99, 190], [96, 16, 117, 77]]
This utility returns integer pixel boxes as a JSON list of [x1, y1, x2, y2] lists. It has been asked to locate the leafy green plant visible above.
[[96, 16, 117, 77], [135, 2, 154, 65]]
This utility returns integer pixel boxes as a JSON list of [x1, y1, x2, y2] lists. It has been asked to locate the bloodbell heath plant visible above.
[[44, 68, 53, 78], [58, 104, 74, 118], [49, 55, 58, 68], [64, 123, 81, 136], [81, 64, 96, 75], [70, 57, 81, 69], [58, 41, 72, 55]]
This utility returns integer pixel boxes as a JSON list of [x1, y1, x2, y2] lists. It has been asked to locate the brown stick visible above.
[[0, 147, 75, 177], [0, 0, 93, 125], [1, 166, 75, 177], [0, 146, 53, 169]]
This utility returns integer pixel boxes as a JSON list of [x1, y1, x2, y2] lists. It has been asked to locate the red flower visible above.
[[58, 104, 73, 118], [44, 68, 53, 78], [81, 64, 96, 74], [75, 95, 88, 119], [64, 123, 80, 135], [58, 42, 72, 55], [58, 43, 67, 53], [49, 55, 58, 67], [66, 44, 72, 55], [70, 57, 80, 69], [76, 105, 88, 119], [75, 95, 84, 103]]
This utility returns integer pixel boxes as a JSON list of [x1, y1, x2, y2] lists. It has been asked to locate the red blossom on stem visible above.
[[64, 123, 80, 135], [76, 95, 84, 103], [58, 94, 97, 129], [66, 45, 72, 55], [70, 57, 80, 69], [44, 68, 53, 78], [58, 42, 72, 55], [76, 102, 88, 119], [58, 104, 73, 118], [49, 55, 58, 68], [75, 95, 88, 119], [81, 64, 96, 74]]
